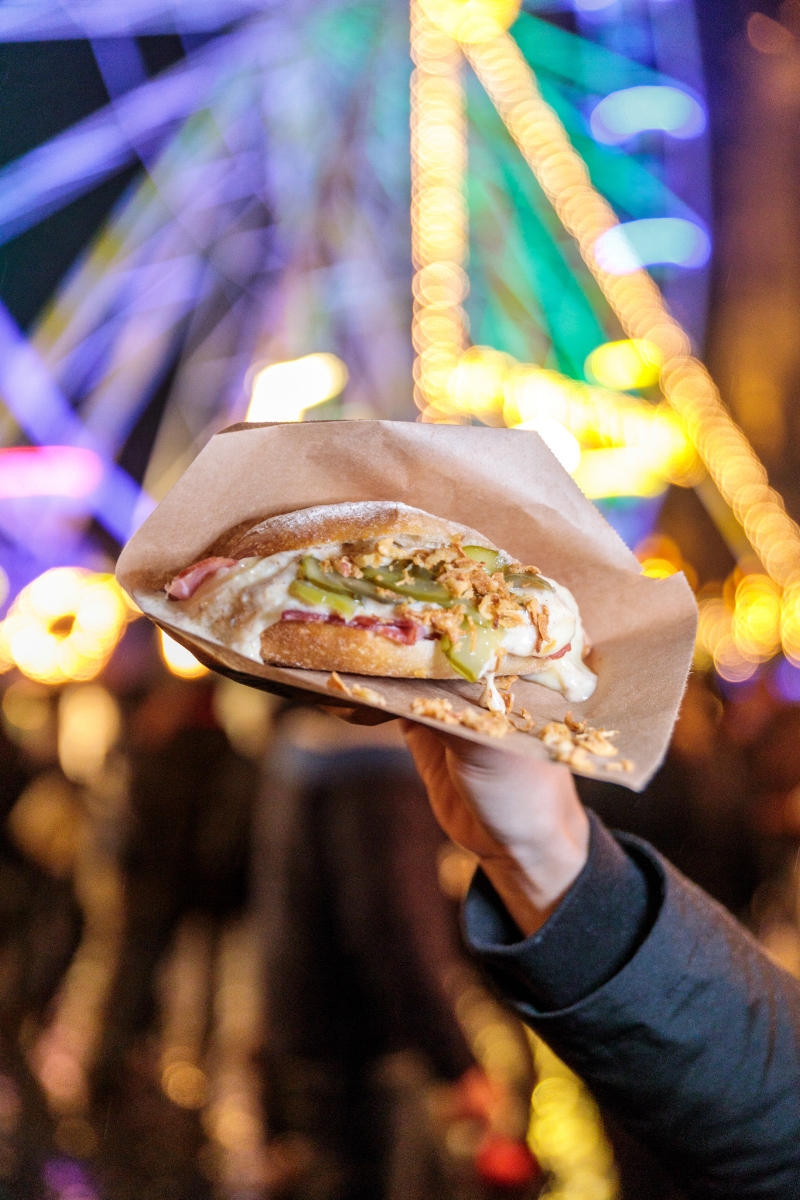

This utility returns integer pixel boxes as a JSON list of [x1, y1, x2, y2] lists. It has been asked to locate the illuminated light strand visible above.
[[694, 570, 786, 680], [448, 345, 701, 497], [595, 218, 711, 274], [457, 15, 800, 659], [590, 85, 706, 145], [0, 300, 153, 545], [0, 0, 268, 40], [0, 28, 251, 247], [410, 0, 470, 419], [31, 59, 274, 516]]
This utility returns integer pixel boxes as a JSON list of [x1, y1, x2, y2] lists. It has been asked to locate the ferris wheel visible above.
[[0, 0, 715, 604]]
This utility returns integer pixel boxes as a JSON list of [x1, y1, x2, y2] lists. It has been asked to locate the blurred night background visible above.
[[2, 0, 800, 1197]]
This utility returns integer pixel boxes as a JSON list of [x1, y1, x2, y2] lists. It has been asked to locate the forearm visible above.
[[465, 825, 800, 1198]]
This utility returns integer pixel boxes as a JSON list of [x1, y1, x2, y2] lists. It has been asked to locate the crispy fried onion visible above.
[[537, 715, 633, 773], [410, 697, 511, 738], [408, 695, 634, 773], [327, 672, 387, 707]]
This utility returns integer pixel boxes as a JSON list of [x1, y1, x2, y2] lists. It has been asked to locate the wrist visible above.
[[477, 805, 590, 937]]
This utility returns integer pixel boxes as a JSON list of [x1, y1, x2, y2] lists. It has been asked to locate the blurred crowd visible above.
[[0, 612, 799, 1200]]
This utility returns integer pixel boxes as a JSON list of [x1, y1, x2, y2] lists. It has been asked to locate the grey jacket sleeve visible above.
[[463, 824, 800, 1199]]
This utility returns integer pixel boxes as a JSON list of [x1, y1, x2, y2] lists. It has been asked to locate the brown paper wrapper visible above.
[[117, 421, 697, 791]]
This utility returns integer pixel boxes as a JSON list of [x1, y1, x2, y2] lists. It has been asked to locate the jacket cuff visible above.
[[463, 811, 657, 1011]]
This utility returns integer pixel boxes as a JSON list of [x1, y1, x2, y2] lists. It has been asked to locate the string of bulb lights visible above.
[[410, 0, 471, 419], [411, 0, 800, 667]]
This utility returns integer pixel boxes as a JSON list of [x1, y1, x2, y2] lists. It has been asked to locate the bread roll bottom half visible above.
[[145, 501, 597, 704]]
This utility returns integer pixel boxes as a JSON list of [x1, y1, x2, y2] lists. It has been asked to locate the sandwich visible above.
[[146, 501, 597, 705]]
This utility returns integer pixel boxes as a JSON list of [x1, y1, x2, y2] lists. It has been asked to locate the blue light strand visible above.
[[0, 302, 154, 544], [0, 0, 271, 39], [0, 25, 254, 246]]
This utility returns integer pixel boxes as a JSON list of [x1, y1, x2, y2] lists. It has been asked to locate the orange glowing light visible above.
[[0, 569, 134, 685], [158, 628, 209, 680]]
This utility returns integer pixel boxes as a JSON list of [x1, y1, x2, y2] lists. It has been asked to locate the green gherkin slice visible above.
[[360, 564, 454, 606], [288, 579, 358, 618], [462, 545, 500, 572], [300, 556, 351, 594], [395, 578, 454, 605], [300, 556, 383, 601], [359, 564, 406, 587], [504, 571, 554, 594], [440, 622, 506, 683]]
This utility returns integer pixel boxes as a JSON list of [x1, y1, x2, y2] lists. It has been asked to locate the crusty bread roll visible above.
[[258, 619, 549, 678], [235, 503, 538, 676], [211, 501, 495, 562], [157, 501, 589, 688]]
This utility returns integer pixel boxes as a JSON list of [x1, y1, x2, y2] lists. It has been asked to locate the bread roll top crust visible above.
[[215, 501, 498, 560]]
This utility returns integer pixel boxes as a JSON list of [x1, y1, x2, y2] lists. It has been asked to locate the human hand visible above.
[[402, 722, 589, 935]]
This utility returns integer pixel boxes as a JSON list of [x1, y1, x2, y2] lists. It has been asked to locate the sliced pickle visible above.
[[288, 579, 358, 618], [504, 571, 554, 594], [359, 565, 407, 587], [440, 622, 506, 683], [300, 556, 383, 601], [394, 578, 454, 605], [360, 564, 454, 606], [300, 556, 352, 594], [462, 545, 500, 572], [460, 600, 492, 628]]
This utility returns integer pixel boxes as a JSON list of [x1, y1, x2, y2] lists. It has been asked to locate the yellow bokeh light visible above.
[[573, 447, 667, 500], [419, 0, 521, 43], [781, 577, 800, 665], [492, 356, 699, 497], [0, 569, 133, 685], [585, 339, 663, 391], [159, 628, 209, 680], [733, 573, 782, 661], [58, 684, 121, 784], [504, 366, 573, 427], [516, 417, 581, 475], [714, 639, 759, 683], [25, 567, 85, 622], [694, 571, 784, 677], [528, 1035, 617, 1198], [245, 353, 348, 424], [446, 345, 511, 415], [162, 1061, 208, 1110], [640, 558, 678, 580], [695, 595, 758, 682]]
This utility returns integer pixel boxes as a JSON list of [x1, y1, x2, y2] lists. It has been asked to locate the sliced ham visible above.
[[279, 609, 424, 645], [166, 557, 238, 600], [279, 606, 570, 655], [350, 614, 424, 645], [547, 641, 571, 660], [281, 609, 345, 625]]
